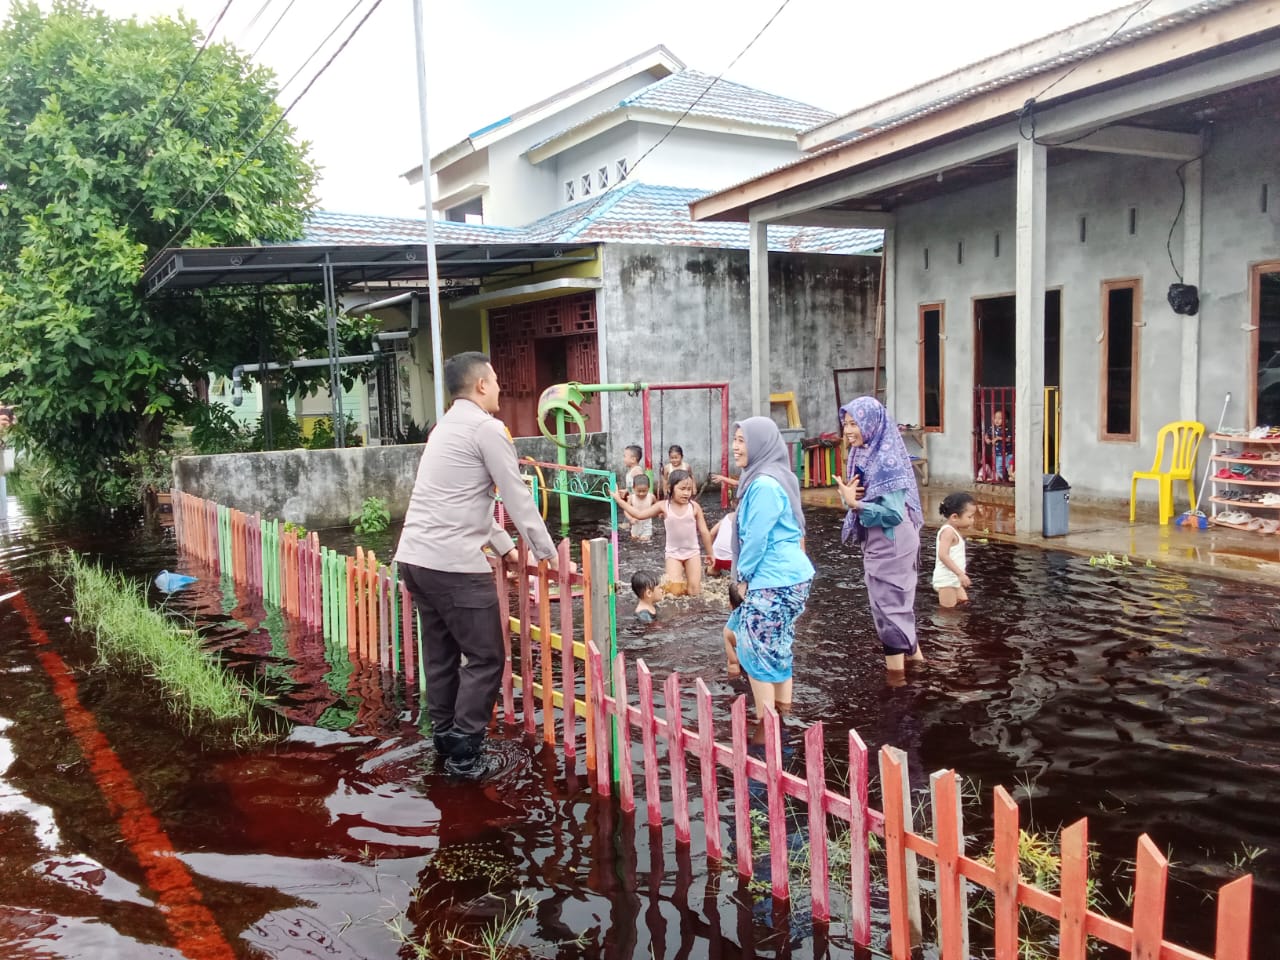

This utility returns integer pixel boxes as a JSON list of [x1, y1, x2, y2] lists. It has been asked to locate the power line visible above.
[[146, 0, 366, 239], [131, 0, 236, 168], [242, 0, 275, 36], [1018, 0, 1156, 140], [251, 0, 297, 59], [156, 0, 385, 252], [572, 0, 795, 222]]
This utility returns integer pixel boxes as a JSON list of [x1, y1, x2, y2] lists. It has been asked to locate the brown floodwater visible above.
[[0, 494, 1275, 959]]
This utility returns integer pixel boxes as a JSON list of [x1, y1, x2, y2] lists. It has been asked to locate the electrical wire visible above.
[[1165, 138, 1209, 282], [251, 0, 297, 59], [571, 0, 795, 223], [129, 0, 236, 172], [156, 0, 384, 252], [242, 0, 275, 36], [1017, 0, 1156, 140], [148, 0, 367, 246]]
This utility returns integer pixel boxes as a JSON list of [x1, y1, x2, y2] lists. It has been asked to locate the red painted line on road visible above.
[[3, 581, 236, 960]]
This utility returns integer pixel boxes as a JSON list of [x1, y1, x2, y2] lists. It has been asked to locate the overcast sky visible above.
[[8, 0, 1131, 217]]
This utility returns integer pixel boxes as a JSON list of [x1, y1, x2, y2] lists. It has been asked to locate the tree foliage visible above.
[[0, 1, 359, 503]]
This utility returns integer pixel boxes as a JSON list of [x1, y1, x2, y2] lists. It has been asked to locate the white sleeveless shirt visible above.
[[931, 523, 966, 589]]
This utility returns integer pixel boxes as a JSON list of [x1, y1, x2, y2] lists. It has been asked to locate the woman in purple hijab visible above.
[[834, 397, 924, 673]]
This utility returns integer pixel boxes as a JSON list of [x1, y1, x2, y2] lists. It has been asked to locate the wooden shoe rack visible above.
[[1209, 432, 1280, 531]]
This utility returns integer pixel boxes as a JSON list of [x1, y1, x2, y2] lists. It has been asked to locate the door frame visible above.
[[1249, 259, 1280, 428]]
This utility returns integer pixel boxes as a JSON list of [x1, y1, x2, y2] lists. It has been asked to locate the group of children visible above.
[[617, 441, 983, 672]]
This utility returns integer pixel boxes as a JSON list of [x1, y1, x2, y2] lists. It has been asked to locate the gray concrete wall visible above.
[[600, 244, 879, 477], [173, 434, 607, 529], [890, 116, 1279, 499]]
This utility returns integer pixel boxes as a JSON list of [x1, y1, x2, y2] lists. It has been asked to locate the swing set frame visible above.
[[641, 381, 731, 509]]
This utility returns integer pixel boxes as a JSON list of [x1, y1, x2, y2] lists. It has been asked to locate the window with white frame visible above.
[[616, 157, 628, 182], [581, 173, 592, 197], [598, 166, 609, 191], [564, 180, 575, 203]]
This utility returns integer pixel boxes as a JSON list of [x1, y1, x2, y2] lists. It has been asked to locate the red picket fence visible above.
[[584, 642, 1254, 960]]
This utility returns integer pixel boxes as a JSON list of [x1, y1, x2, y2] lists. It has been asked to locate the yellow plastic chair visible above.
[[1129, 420, 1204, 525]]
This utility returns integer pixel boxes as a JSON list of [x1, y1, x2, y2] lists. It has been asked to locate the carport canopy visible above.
[[141, 241, 596, 297]]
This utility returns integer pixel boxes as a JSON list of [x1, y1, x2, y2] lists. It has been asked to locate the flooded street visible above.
[[0, 495, 1275, 958]]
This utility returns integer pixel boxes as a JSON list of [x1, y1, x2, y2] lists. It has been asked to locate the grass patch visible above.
[[60, 552, 271, 742]]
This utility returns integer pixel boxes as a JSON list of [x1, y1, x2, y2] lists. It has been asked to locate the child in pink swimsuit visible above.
[[613, 469, 713, 596]]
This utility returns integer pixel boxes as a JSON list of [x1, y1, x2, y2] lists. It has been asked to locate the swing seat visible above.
[[1129, 420, 1203, 525]]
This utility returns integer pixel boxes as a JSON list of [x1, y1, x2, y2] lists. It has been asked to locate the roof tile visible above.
[[298, 185, 881, 257]]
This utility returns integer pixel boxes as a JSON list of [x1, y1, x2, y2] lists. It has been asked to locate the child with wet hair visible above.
[[613, 468, 713, 596], [933, 492, 977, 608], [631, 570, 663, 623], [628, 473, 656, 541]]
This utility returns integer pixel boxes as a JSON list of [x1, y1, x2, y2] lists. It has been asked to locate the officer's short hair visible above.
[[444, 352, 491, 396]]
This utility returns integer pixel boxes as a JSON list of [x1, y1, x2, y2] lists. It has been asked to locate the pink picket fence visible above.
[[582, 639, 1254, 960]]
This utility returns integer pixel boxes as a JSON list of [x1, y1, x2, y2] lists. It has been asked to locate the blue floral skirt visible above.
[[734, 580, 812, 684]]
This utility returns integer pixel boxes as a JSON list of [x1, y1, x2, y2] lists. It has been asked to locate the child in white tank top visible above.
[[933, 492, 977, 608]]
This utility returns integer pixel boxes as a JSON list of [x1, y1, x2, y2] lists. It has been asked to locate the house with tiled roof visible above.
[[403, 46, 836, 228], [361, 49, 883, 453], [692, 0, 1280, 531]]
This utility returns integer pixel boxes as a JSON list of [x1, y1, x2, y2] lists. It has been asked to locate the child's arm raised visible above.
[[610, 488, 664, 520]]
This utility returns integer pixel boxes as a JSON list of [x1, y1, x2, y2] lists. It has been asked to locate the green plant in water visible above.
[[385, 887, 584, 959], [351, 496, 391, 535], [1088, 553, 1132, 568], [973, 826, 1105, 960], [59, 552, 271, 743]]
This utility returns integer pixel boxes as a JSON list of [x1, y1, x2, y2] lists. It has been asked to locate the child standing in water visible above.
[[706, 509, 736, 577], [933, 492, 976, 608], [613, 469, 713, 596], [628, 474, 656, 541], [661, 444, 690, 496], [621, 444, 646, 492]]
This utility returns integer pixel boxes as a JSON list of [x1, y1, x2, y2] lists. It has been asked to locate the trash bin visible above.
[[1043, 474, 1070, 537]]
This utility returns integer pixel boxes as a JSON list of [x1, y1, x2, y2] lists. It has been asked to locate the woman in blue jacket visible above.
[[731, 416, 815, 727]]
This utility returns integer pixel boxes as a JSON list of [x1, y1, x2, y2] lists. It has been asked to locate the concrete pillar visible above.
[[883, 226, 897, 413], [1014, 138, 1046, 536], [748, 216, 770, 416], [1179, 157, 1203, 423]]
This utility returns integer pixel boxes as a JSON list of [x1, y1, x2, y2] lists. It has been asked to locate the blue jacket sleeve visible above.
[[858, 489, 906, 529], [736, 481, 787, 582]]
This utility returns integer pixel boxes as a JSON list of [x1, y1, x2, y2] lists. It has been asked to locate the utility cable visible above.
[[251, 0, 297, 59], [156, 0, 384, 252], [1018, 0, 1156, 140], [127, 0, 236, 181], [571, 0, 795, 224]]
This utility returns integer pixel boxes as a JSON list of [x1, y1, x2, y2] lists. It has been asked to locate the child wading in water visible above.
[[627, 474, 656, 541], [661, 444, 690, 497], [933, 492, 976, 608], [613, 469, 713, 596], [706, 509, 736, 577], [631, 571, 663, 622]]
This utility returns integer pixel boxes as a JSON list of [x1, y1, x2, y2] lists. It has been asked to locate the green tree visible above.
[[0, 1, 355, 505]]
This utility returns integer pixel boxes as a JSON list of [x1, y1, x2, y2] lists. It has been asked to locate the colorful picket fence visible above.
[[173, 495, 1254, 959], [172, 493, 616, 740], [581, 640, 1254, 959]]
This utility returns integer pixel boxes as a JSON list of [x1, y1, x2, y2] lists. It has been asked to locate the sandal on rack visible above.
[[1260, 519, 1280, 534]]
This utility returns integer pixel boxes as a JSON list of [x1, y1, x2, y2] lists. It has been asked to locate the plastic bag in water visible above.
[[154, 570, 197, 593]]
